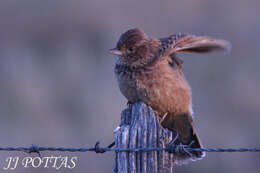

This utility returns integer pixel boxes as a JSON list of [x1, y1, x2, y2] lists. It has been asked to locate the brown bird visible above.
[[109, 28, 231, 162]]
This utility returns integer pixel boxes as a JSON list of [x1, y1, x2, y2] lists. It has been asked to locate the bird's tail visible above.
[[160, 113, 205, 164]]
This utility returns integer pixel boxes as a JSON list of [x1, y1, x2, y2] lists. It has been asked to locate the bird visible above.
[[109, 28, 231, 163]]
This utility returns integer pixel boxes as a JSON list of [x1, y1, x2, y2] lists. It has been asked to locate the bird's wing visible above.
[[159, 34, 231, 56]]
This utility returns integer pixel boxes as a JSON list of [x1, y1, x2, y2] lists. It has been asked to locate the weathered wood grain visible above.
[[113, 102, 176, 173]]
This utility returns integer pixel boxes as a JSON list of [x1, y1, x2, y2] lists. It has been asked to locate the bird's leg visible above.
[[175, 141, 194, 157], [158, 112, 185, 154], [166, 128, 183, 154], [158, 112, 171, 141], [166, 131, 194, 156], [159, 112, 169, 124], [167, 127, 179, 147]]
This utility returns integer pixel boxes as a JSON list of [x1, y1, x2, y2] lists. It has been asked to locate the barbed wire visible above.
[[0, 143, 259, 156]]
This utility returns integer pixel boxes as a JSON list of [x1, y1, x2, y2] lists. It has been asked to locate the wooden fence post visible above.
[[113, 102, 176, 173]]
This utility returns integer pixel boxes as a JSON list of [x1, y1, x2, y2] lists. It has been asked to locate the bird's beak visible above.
[[109, 48, 123, 56]]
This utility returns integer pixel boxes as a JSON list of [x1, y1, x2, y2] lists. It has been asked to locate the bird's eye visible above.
[[129, 47, 134, 52]]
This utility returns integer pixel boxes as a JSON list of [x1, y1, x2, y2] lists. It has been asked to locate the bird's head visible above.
[[109, 28, 159, 67]]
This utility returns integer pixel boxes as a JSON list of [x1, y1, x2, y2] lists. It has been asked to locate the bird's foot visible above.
[[167, 138, 195, 157], [167, 143, 192, 157]]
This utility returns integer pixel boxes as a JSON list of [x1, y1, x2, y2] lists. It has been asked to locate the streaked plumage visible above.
[[109, 28, 231, 163]]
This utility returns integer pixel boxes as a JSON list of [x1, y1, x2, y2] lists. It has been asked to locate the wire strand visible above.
[[0, 144, 260, 154]]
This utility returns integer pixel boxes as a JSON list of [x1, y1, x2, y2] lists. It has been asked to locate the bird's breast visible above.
[[115, 62, 192, 115]]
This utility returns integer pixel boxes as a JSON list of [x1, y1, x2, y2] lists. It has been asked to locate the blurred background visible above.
[[0, 0, 259, 172]]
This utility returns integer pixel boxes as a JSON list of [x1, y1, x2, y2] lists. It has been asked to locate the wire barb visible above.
[[23, 144, 41, 157], [0, 144, 260, 154], [94, 142, 106, 153]]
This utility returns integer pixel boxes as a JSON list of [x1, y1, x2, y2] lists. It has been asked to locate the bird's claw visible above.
[[167, 140, 195, 157], [167, 143, 192, 157]]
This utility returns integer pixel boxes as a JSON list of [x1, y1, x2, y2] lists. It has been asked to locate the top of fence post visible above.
[[113, 102, 176, 173]]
